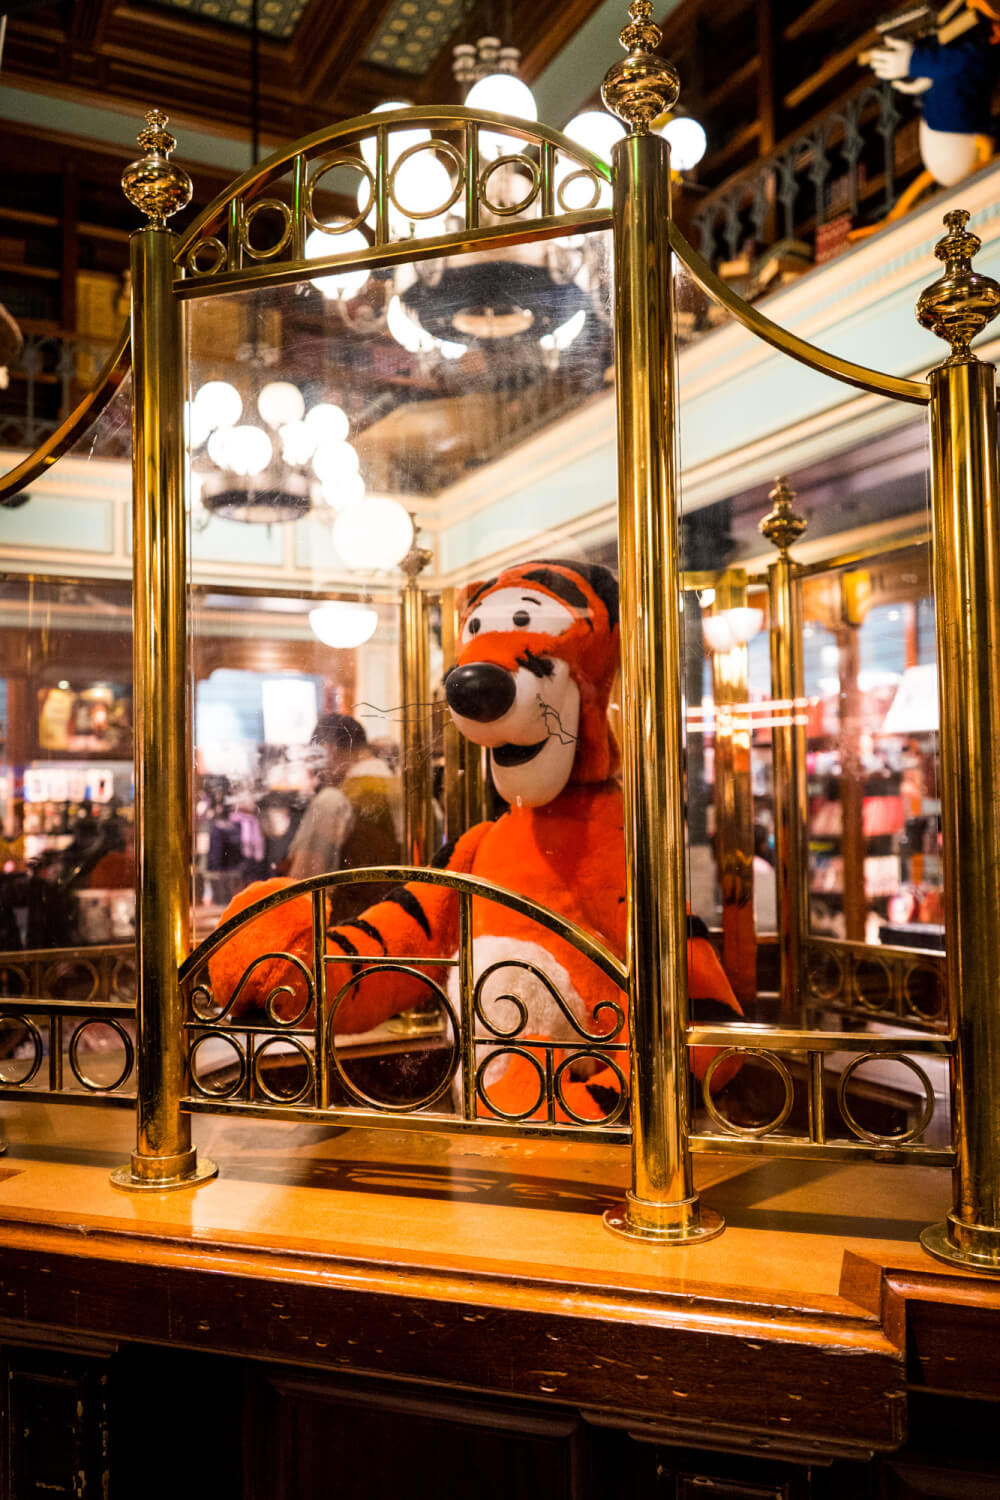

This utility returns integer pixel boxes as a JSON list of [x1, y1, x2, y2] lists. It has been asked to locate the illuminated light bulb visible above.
[[539, 308, 586, 352], [438, 339, 467, 360], [304, 402, 350, 445], [305, 227, 371, 300], [564, 110, 625, 161], [660, 115, 707, 171], [320, 470, 365, 511], [702, 607, 765, 653], [333, 497, 414, 571], [360, 102, 431, 173], [257, 380, 305, 429], [223, 424, 273, 478], [184, 399, 212, 450], [309, 602, 380, 649], [193, 379, 242, 431], [312, 439, 360, 484], [207, 426, 234, 470], [387, 293, 436, 353], [279, 420, 316, 466], [465, 73, 538, 160]]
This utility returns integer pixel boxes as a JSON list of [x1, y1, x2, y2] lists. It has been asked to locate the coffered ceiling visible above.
[[4, 0, 607, 146]]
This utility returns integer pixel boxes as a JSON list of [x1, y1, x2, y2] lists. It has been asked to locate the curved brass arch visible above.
[[668, 222, 931, 406], [180, 864, 627, 993]]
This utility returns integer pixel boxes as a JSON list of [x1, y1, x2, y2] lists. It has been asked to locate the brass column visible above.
[[918, 211, 1000, 1272], [602, 3, 723, 1243], [760, 479, 808, 1027], [112, 112, 216, 1190], [399, 533, 434, 866]]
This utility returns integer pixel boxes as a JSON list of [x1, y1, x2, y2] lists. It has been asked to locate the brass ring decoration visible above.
[[477, 153, 540, 218], [838, 1051, 936, 1144], [805, 943, 845, 1004], [852, 954, 894, 1013], [305, 154, 376, 236], [325, 961, 460, 1113], [252, 1033, 315, 1105], [702, 1047, 796, 1137], [556, 168, 604, 215], [553, 1050, 629, 1126], [904, 962, 946, 1023], [188, 1031, 247, 1100], [67, 1017, 135, 1094], [240, 197, 293, 261], [185, 235, 228, 277], [473, 959, 626, 1042], [0, 1015, 44, 1088], [475, 1045, 546, 1122], [110, 954, 138, 1004], [189, 950, 315, 1028], [43, 957, 99, 1005], [388, 139, 465, 223]]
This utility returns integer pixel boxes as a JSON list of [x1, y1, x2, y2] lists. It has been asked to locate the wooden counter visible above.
[[0, 1103, 995, 1497]]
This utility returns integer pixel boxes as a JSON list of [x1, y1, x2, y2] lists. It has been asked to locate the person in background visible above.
[[287, 714, 401, 920]]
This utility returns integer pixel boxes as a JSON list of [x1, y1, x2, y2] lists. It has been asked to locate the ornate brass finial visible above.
[[759, 476, 807, 557], [601, 1, 680, 136], [400, 514, 433, 579], [916, 209, 1000, 366], [121, 108, 193, 229]]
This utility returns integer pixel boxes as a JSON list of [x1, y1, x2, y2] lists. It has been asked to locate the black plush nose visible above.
[[445, 663, 516, 722]]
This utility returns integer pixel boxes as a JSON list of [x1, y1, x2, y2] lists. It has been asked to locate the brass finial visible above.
[[400, 514, 433, 579], [121, 108, 193, 229], [916, 209, 1000, 366], [759, 476, 807, 557], [601, 1, 680, 136]]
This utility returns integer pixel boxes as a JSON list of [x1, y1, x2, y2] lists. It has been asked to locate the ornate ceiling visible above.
[[4, 0, 606, 146]]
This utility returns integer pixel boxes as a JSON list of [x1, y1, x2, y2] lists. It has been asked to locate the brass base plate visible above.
[[603, 1202, 725, 1244], [110, 1156, 219, 1193], [921, 1220, 1000, 1275]]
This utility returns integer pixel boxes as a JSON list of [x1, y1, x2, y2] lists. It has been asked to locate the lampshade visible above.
[[661, 116, 708, 171], [309, 602, 380, 648], [257, 380, 305, 428], [306, 227, 371, 300], [333, 497, 414, 571], [193, 379, 242, 431]]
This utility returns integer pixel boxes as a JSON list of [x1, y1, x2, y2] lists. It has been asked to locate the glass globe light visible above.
[[312, 439, 360, 484], [279, 420, 316, 467], [465, 73, 538, 160], [387, 293, 435, 354], [193, 379, 242, 431], [309, 602, 379, 649], [304, 402, 350, 445], [360, 102, 431, 173], [184, 399, 212, 451], [539, 308, 587, 352], [222, 424, 273, 478], [305, 227, 371, 300], [333, 497, 415, 571], [564, 110, 625, 161], [257, 380, 305, 429], [320, 470, 366, 511], [660, 116, 708, 171], [206, 426, 234, 470]]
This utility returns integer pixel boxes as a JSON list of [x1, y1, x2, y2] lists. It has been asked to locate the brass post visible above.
[[399, 527, 434, 866], [112, 111, 216, 1190], [760, 480, 808, 1026], [708, 567, 756, 1008], [917, 211, 1000, 1272], [601, 4, 723, 1243]]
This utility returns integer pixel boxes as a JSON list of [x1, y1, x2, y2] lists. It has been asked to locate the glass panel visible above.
[[185, 229, 621, 1122]]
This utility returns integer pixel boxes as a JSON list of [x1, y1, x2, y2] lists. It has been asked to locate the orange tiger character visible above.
[[209, 560, 742, 1119]]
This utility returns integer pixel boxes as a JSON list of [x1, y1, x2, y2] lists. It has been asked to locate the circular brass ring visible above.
[[556, 168, 603, 214], [252, 1034, 315, 1105], [305, 154, 375, 235], [475, 1045, 546, 1122], [388, 139, 464, 222], [477, 153, 540, 218], [42, 958, 99, 1005], [702, 1047, 795, 1137], [68, 1017, 135, 1093], [240, 197, 293, 261], [852, 954, 893, 1013], [904, 962, 946, 1023], [805, 945, 845, 1004], [110, 954, 137, 1003], [189, 978, 223, 1024], [186, 236, 227, 277], [0, 1015, 44, 1088], [327, 965, 459, 1113], [552, 1049, 628, 1126], [188, 1031, 247, 1100], [838, 1050, 936, 1145]]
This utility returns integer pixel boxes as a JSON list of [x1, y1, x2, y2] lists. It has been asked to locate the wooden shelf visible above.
[[783, 0, 852, 42], [701, 55, 761, 117], [703, 119, 762, 176], [783, 27, 881, 111], [78, 222, 130, 245], [0, 261, 60, 281], [0, 206, 59, 229]]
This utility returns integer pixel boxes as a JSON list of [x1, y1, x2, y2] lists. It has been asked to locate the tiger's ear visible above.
[[456, 577, 495, 622]]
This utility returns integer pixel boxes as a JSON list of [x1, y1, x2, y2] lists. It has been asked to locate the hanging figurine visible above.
[[860, 1, 1000, 231]]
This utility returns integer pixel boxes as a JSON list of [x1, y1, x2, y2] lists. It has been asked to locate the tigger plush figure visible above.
[[209, 559, 743, 1120]]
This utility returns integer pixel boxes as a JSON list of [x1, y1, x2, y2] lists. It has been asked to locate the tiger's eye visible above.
[[512, 610, 531, 627], [468, 618, 481, 636]]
